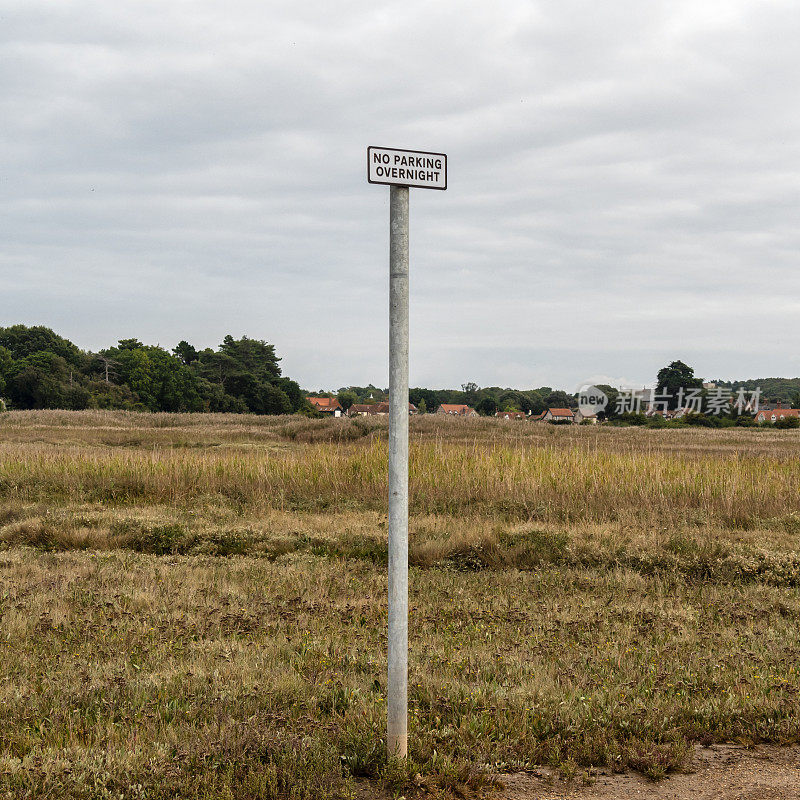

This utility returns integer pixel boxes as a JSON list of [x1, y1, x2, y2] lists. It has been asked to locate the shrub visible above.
[[121, 522, 194, 555]]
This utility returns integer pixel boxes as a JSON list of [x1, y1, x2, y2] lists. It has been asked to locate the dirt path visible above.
[[498, 745, 800, 800]]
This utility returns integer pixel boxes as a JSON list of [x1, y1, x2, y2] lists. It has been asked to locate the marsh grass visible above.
[[3, 423, 800, 528], [1, 411, 800, 798]]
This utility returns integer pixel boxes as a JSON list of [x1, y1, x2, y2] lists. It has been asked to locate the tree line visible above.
[[0, 325, 304, 414], [2, 328, 795, 421], [0, 325, 584, 416]]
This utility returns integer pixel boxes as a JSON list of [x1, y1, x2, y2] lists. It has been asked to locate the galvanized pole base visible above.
[[387, 184, 409, 758]]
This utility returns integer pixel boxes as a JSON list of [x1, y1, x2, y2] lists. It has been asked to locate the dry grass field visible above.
[[1, 410, 800, 798]]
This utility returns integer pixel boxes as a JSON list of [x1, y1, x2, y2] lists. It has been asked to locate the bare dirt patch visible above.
[[499, 744, 800, 799]]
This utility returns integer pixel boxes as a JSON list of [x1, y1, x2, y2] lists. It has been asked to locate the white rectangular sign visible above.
[[367, 146, 447, 190]]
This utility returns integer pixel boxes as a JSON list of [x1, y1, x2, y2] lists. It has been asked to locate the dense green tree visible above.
[[337, 390, 358, 410], [339, 385, 386, 404], [0, 346, 13, 396], [595, 384, 619, 420], [500, 390, 535, 412], [116, 338, 145, 351], [173, 340, 199, 365], [222, 372, 261, 407], [218, 335, 282, 382], [196, 350, 239, 385], [7, 363, 63, 408], [276, 378, 304, 412], [0, 324, 84, 367], [260, 384, 292, 415], [656, 360, 703, 410], [196, 379, 247, 413], [100, 342, 203, 412], [85, 380, 139, 410], [409, 387, 439, 411], [193, 336, 294, 412], [476, 397, 498, 416], [544, 390, 575, 409], [110, 346, 155, 408], [6, 352, 86, 409], [519, 392, 546, 414], [461, 381, 479, 406]]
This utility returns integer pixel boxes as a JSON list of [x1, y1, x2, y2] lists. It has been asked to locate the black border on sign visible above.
[[367, 146, 447, 190]]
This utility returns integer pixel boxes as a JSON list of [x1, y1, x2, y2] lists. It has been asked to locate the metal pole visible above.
[[387, 184, 409, 758]]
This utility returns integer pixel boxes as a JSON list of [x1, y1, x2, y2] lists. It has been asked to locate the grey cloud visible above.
[[2, 0, 800, 391]]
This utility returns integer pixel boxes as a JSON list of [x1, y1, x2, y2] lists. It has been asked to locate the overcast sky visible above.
[[3, 0, 800, 391]]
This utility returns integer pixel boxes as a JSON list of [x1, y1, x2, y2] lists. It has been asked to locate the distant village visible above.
[[307, 396, 602, 423], [307, 382, 800, 426]]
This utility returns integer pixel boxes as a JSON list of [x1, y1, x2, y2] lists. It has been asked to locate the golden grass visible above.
[[2, 412, 800, 527], [1, 410, 800, 798]]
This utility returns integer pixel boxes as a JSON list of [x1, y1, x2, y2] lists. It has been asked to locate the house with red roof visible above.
[[306, 396, 343, 416], [345, 403, 373, 417], [542, 407, 575, 424], [436, 403, 478, 417], [755, 404, 800, 424]]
